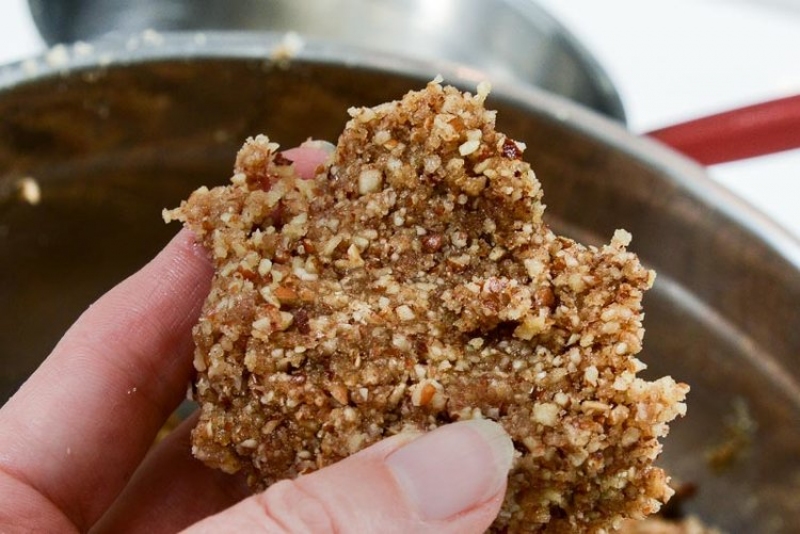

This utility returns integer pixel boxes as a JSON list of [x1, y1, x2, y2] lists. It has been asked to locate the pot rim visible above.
[[1, 30, 798, 271], [25, 0, 628, 122]]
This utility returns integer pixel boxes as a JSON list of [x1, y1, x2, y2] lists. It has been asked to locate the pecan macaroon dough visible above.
[[165, 79, 689, 533]]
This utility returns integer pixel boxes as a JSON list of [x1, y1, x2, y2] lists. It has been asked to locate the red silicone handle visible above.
[[646, 94, 800, 165]]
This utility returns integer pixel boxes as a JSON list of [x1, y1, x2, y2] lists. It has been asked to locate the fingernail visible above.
[[386, 419, 514, 521]]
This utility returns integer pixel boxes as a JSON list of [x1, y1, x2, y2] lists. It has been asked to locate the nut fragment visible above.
[[273, 285, 299, 305], [358, 168, 382, 195], [395, 305, 415, 321]]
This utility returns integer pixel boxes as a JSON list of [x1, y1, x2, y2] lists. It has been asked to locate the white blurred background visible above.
[[1, 0, 798, 240], [537, 0, 800, 241]]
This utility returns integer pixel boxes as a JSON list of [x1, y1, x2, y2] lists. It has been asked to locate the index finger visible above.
[[0, 229, 212, 531], [0, 143, 330, 531]]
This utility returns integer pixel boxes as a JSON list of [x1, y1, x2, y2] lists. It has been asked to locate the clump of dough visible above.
[[166, 80, 689, 532]]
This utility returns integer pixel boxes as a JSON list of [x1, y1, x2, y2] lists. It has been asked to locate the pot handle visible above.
[[645, 94, 800, 165]]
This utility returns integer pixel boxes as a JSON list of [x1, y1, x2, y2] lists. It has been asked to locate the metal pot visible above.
[[27, 0, 626, 121], [0, 34, 798, 532]]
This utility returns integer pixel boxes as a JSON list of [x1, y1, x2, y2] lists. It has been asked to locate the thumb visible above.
[[182, 419, 514, 534]]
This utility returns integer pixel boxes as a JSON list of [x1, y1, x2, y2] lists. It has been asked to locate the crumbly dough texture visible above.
[[167, 80, 689, 532]]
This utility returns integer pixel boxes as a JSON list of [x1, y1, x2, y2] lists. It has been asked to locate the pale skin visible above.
[[0, 146, 514, 533]]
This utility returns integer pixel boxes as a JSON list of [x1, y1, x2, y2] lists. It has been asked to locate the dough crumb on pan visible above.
[[166, 79, 689, 532]]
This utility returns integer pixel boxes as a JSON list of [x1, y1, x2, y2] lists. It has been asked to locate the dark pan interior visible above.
[[1, 53, 798, 532]]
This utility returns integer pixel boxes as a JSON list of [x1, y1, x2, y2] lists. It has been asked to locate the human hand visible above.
[[0, 145, 514, 533]]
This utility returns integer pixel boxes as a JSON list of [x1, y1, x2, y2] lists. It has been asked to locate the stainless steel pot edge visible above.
[[511, 81, 800, 271], [26, 0, 627, 123], [0, 31, 484, 90], [1, 31, 797, 264], [503, 0, 626, 123]]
